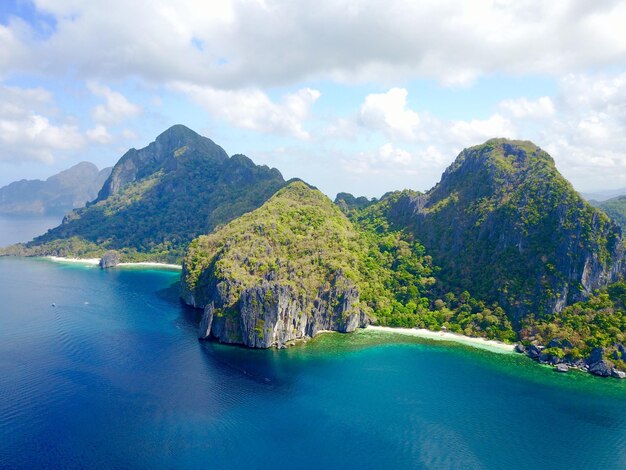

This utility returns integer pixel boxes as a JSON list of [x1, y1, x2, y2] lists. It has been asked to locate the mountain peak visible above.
[[378, 139, 623, 320], [96, 125, 228, 201], [155, 124, 202, 144], [30, 127, 286, 261], [456, 138, 554, 173]]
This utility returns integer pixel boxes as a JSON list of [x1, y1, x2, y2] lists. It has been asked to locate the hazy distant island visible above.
[[0, 162, 112, 216], [3, 125, 626, 379]]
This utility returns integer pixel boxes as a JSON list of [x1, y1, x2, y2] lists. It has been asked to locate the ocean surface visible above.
[[2, 257, 626, 469], [0, 215, 63, 247]]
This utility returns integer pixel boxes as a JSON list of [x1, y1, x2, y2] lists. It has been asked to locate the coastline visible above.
[[47, 256, 100, 265], [46, 256, 182, 270], [118, 261, 182, 270], [366, 325, 516, 354]]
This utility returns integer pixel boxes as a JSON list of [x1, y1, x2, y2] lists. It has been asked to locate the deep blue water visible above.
[[2, 257, 626, 469]]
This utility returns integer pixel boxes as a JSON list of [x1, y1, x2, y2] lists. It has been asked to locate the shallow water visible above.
[[1, 257, 625, 469]]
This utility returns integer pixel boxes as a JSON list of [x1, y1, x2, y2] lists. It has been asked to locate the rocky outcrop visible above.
[[518, 343, 626, 379], [378, 139, 626, 320], [186, 272, 369, 348], [99, 251, 121, 269], [586, 347, 614, 377], [180, 181, 377, 349]]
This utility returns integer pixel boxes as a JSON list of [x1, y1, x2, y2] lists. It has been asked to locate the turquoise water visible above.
[[1, 257, 626, 469]]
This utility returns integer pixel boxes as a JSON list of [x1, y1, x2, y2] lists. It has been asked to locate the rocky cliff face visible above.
[[184, 272, 368, 348], [95, 124, 229, 202], [378, 139, 626, 320], [181, 182, 372, 348]]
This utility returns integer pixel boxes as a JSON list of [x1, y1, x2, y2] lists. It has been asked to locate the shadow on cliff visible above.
[[156, 280, 297, 389]]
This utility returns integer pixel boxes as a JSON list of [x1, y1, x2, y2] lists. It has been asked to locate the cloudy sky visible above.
[[0, 0, 625, 198]]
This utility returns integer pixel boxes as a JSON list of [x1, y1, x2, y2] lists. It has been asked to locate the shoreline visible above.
[[46, 256, 182, 270], [366, 325, 516, 354]]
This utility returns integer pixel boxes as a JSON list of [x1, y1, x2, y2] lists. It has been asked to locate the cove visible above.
[[1, 257, 625, 469]]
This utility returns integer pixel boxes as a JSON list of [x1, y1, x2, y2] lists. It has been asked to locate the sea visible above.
[[1, 219, 626, 469]]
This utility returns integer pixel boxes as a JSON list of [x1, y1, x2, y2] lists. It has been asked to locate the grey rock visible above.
[[515, 343, 526, 354], [589, 360, 614, 377], [99, 250, 121, 269], [198, 303, 214, 339], [185, 270, 370, 348], [555, 364, 569, 373], [527, 344, 544, 359], [612, 369, 626, 379], [569, 358, 586, 369]]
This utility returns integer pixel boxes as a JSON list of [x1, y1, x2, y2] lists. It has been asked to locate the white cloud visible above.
[[0, 85, 84, 163], [121, 128, 138, 140], [358, 88, 420, 141], [344, 88, 516, 152], [88, 82, 141, 125], [0, 1, 623, 88], [533, 73, 626, 189], [0, 114, 83, 163], [86, 125, 113, 144], [448, 114, 515, 144], [499, 96, 555, 119], [173, 83, 320, 140], [343, 143, 414, 175], [342, 142, 449, 176]]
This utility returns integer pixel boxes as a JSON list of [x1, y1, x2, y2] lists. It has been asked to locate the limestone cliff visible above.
[[372, 139, 625, 320], [181, 182, 371, 348]]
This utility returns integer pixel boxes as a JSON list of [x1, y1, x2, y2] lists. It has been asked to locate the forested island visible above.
[[3, 125, 626, 378]]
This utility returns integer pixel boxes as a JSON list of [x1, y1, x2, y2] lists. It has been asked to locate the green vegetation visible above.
[[4, 131, 622, 357], [351, 190, 516, 341], [372, 139, 623, 320], [184, 181, 517, 342], [8, 125, 285, 263], [521, 281, 626, 369], [594, 195, 626, 230]]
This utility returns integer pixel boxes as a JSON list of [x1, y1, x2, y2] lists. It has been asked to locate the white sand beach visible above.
[[46, 256, 182, 270], [47, 256, 100, 265], [366, 325, 516, 354]]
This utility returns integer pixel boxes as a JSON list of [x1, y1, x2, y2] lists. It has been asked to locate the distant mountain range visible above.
[[4, 125, 626, 376], [0, 162, 111, 216], [588, 196, 626, 231], [581, 188, 626, 202]]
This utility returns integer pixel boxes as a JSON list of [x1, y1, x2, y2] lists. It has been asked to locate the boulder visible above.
[[586, 347, 614, 377], [586, 347, 605, 365], [514, 343, 526, 354], [555, 364, 569, 373], [527, 344, 543, 359], [612, 369, 626, 379], [99, 250, 121, 269], [588, 360, 614, 377]]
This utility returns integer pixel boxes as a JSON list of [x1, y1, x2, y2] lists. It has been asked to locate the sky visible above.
[[0, 0, 625, 198]]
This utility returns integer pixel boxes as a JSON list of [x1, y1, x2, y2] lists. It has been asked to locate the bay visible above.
[[1, 257, 626, 469]]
